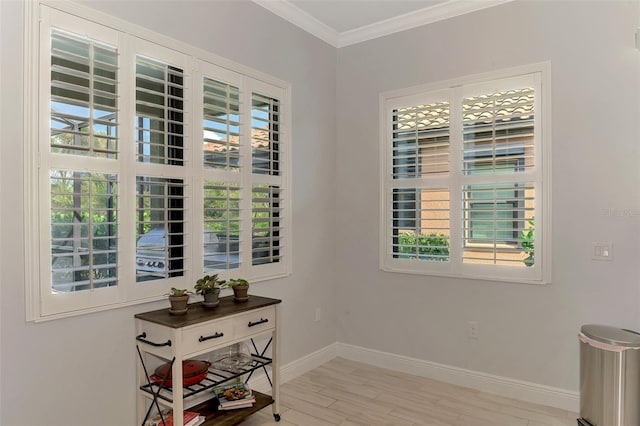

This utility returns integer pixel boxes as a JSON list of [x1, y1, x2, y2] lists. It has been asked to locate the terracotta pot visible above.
[[232, 285, 249, 302], [202, 288, 220, 307], [168, 294, 189, 313]]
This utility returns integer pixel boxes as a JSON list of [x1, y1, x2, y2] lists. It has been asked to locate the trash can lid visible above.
[[581, 324, 640, 347]]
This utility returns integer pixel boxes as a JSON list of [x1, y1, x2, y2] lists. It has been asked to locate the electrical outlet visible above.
[[593, 242, 613, 261], [315, 307, 322, 322], [468, 321, 479, 339]]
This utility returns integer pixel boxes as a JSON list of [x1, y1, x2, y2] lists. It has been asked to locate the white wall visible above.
[[335, 0, 640, 393], [0, 1, 336, 425]]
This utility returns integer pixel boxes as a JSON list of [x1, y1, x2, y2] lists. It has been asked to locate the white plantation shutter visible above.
[[382, 68, 547, 283], [388, 93, 452, 266], [197, 65, 246, 275], [460, 84, 537, 269], [250, 88, 285, 271], [133, 44, 189, 289], [39, 9, 125, 316]]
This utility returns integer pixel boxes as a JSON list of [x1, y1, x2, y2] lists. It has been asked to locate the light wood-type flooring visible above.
[[239, 357, 578, 426]]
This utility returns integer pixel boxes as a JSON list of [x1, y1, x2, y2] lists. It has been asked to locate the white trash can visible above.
[[578, 324, 640, 426]]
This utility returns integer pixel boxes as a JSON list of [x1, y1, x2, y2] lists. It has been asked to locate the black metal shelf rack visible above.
[[138, 352, 273, 403]]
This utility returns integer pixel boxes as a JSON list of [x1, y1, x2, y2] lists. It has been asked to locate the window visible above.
[[26, 4, 290, 320], [381, 66, 550, 283]]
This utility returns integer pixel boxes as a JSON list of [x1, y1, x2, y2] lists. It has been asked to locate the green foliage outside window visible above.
[[519, 217, 535, 267], [397, 232, 450, 261]]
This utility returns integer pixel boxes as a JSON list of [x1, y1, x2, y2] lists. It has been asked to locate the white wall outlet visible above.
[[468, 321, 479, 339], [314, 307, 322, 322], [592, 242, 613, 261]]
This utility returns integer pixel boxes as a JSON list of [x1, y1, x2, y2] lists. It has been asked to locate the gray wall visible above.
[[0, 1, 336, 425], [335, 0, 640, 392], [1, 0, 639, 424]]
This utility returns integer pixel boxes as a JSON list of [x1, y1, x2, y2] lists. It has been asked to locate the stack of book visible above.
[[144, 410, 205, 426], [213, 383, 255, 410]]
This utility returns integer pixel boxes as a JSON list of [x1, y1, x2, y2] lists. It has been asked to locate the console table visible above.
[[135, 295, 281, 425]]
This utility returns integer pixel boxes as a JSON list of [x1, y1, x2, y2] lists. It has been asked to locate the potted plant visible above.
[[168, 287, 191, 315], [227, 278, 250, 302], [195, 274, 225, 308]]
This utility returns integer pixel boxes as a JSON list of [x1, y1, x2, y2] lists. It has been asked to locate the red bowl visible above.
[[151, 360, 210, 387]]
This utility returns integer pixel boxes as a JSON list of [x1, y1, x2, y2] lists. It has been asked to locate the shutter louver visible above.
[[462, 182, 535, 265], [252, 185, 282, 265], [203, 182, 241, 271], [136, 56, 185, 165], [392, 188, 450, 262], [50, 29, 118, 159], [462, 88, 534, 174], [135, 177, 186, 281], [392, 102, 450, 178], [203, 78, 241, 170], [50, 170, 118, 292], [252, 93, 280, 176]]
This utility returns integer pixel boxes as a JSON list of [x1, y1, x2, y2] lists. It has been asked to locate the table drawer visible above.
[[136, 321, 174, 358], [233, 306, 275, 340], [182, 319, 234, 354]]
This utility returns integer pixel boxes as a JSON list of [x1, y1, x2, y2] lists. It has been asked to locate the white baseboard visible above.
[[249, 341, 578, 412], [336, 342, 579, 413], [249, 342, 338, 394]]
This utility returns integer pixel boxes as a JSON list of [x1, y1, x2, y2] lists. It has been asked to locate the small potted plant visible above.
[[195, 274, 225, 308], [227, 278, 250, 302], [168, 287, 191, 315]]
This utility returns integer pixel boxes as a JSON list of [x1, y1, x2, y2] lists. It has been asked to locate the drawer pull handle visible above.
[[248, 318, 269, 327], [136, 332, 172, 347], [199, 332, 224, 342]]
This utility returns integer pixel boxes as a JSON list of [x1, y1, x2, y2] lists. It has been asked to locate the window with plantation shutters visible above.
[[381, 66, 549, 283], [28, 5, 291, 320]]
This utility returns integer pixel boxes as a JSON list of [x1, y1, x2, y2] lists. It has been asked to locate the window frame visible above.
[[379, 63, 551, 284], [24, 1, 292, 321]]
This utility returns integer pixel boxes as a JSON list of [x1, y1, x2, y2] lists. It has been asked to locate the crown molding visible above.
[[252, 0, 340, 47], [252, 0, 514, 49], [339, 0, 514, 48]]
